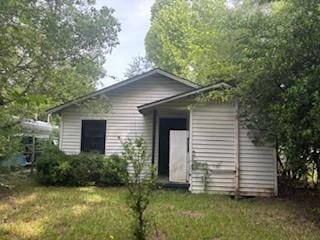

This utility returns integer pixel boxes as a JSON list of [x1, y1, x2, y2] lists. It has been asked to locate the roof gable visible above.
[[47, 68, 199, 114]]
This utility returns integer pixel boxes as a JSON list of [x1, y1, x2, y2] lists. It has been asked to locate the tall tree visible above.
[[124, 56, 154, 78], [0, 0, 120, 156], [145, 0, 241, 85], [145, 0, 192, 78]]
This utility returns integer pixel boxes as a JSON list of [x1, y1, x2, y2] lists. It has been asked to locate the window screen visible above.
[[81, 120, 106, 154]]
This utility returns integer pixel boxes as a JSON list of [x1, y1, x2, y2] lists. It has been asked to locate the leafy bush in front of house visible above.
[[36, 144, 70, 185], [98, 154, 128, 186], [67, 153, 105, 186], [36, 144, 127, 186]]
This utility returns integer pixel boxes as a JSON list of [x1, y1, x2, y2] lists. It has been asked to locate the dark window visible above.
[[81, 120, 106, 154]]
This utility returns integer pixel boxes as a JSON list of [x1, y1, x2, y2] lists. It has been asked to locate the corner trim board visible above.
[[189, 109, 193, 191], [151, 110, 157, 165], [273, 148, 278, 196], [235, 102, 240, 197]]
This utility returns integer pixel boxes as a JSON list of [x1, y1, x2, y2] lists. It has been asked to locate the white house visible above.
[[48, 69, 277, 197]]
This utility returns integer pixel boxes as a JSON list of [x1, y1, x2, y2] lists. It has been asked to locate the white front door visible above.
[[169, 130, 189, 183]]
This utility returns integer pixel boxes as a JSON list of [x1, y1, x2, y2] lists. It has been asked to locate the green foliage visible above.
[[67, 153, 105, 186], [121, 137, 157, 240], [145, 0, 241, 84], [99, 154, 128, 186], [36, 144, 127, 186], [145, 0, 194, 78], [192, 87, 237, 109], [124, 56, 154, 78], [36, 143, 69, 185], [0, 0, 120, 156]]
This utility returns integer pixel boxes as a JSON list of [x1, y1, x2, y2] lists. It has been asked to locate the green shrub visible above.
[[68, 153, 105, 186], [99, 154, 128, 186], [36, 144, 127, 186], [36, 143, 69, 185], [121, 137, 157, 240]]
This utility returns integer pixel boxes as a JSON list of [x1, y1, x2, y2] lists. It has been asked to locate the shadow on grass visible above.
[[0, 176, 132, 240]]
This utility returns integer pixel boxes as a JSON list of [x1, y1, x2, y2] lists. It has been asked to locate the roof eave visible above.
[[137, 82, 232, 113]]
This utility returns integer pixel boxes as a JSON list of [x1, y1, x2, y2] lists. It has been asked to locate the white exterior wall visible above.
[[60, 76, 193, 162], [190, 102, 277, 197], [190, 103, 237, 194], [239, 128, 277, 196]]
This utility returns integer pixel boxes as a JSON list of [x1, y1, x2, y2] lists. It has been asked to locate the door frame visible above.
[[157, 117, 187, 177]]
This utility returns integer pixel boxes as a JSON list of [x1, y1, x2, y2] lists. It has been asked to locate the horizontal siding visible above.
[[239, 129, 276, 196], [191, 169, 235, 194], [60, 76, 193, 171], [190, 103, 236, 195], [190, 102, 277, 197]]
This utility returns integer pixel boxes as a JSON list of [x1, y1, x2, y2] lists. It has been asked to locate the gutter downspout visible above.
[[235, 101, 240, 197]]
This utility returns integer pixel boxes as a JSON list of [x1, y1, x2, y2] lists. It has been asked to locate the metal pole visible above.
[[30, 135, 35, 174]]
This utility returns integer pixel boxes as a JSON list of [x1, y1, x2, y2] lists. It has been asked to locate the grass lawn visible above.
[[0, 174, 319, 240]]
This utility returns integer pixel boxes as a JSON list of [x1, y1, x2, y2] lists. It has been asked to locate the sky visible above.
[[95, 0, 155, 88]]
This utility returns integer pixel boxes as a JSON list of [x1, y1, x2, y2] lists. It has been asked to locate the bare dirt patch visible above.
[[267, 179, 320, 226]]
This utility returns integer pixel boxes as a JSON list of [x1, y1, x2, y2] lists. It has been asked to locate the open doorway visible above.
[[158, 118, 187, 177]]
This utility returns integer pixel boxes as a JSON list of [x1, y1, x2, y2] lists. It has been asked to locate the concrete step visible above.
[[157, 181, 190, 190]]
